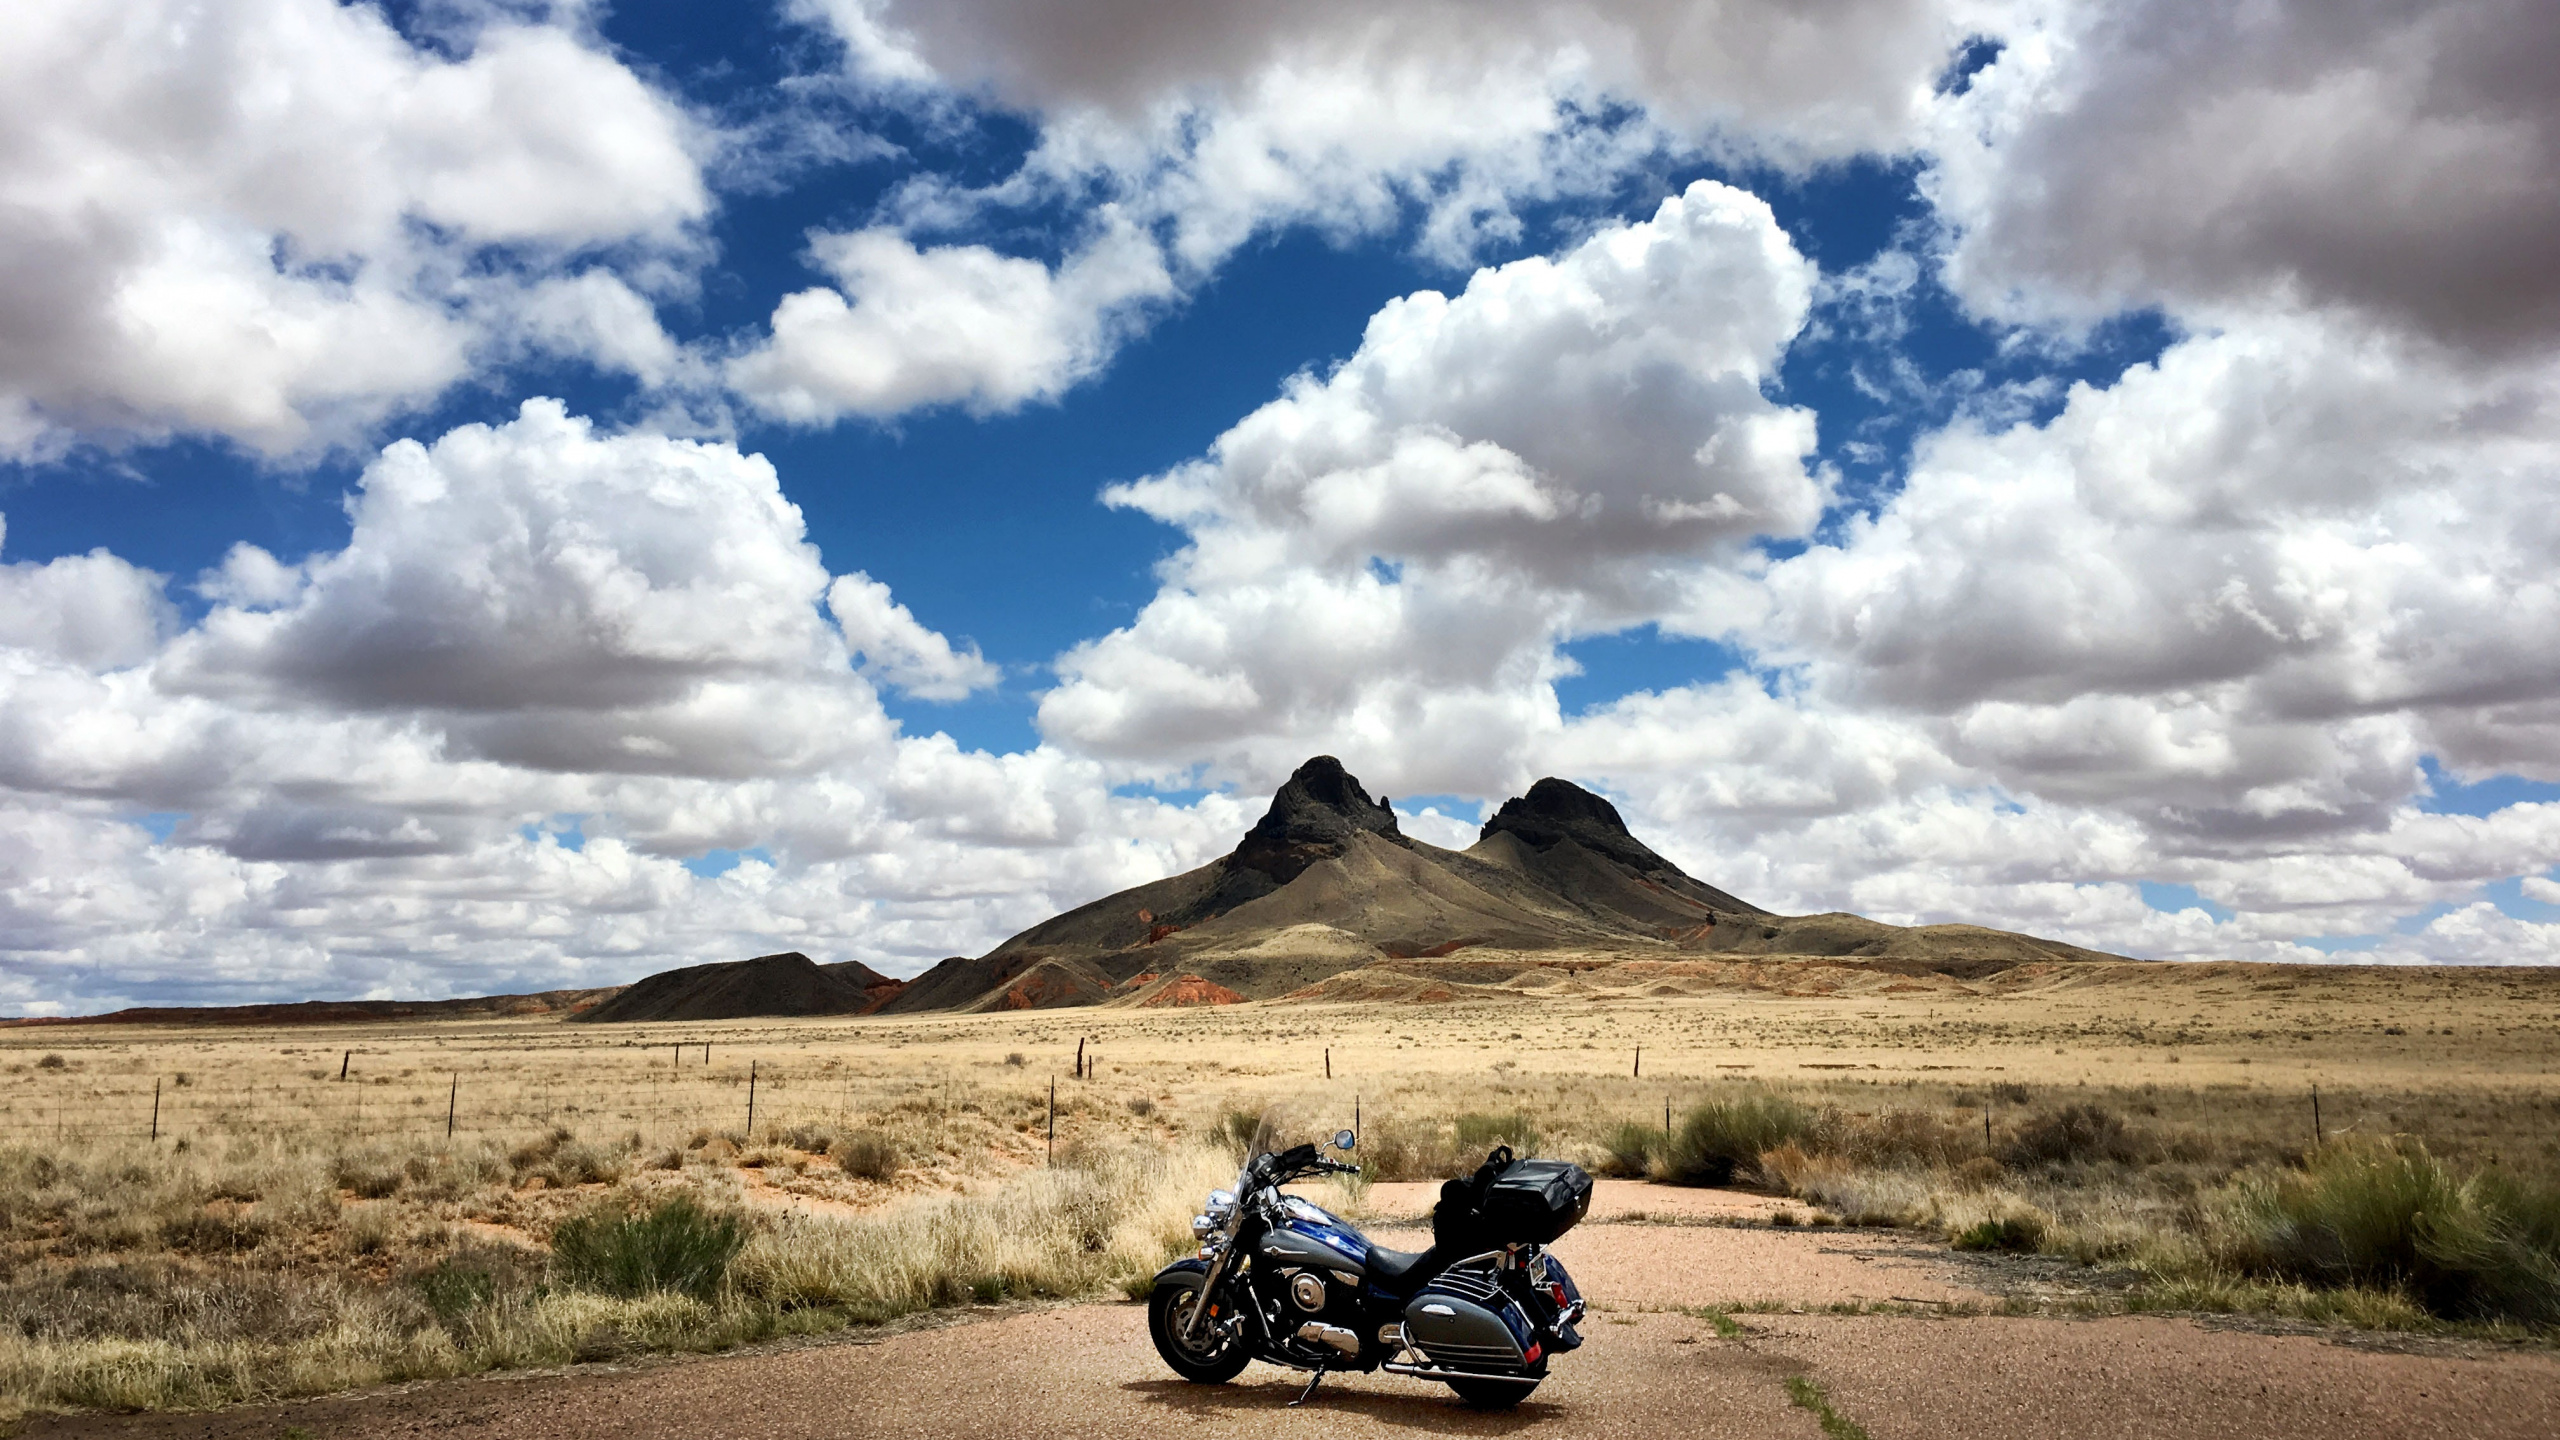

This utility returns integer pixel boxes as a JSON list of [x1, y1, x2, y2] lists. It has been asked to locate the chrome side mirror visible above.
[[1333, 1128, 1357, 1151]]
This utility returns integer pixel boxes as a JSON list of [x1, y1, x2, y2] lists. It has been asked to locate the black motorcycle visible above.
[[1146, 1128, 1591, 1409]]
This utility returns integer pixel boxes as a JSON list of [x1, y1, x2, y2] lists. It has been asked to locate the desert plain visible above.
[[3, 955, 2559, 1435]]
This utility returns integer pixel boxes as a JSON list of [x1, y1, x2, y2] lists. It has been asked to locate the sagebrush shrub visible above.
[[2000, 1105, 2147, 1168], [1659, 1093, 1811, 1186], [830, 1131, 899, 1182]]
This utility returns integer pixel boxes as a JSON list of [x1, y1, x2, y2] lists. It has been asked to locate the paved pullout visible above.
[[28, 1217, 2559, 1440]]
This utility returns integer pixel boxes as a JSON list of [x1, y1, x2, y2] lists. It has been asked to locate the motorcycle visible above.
[[1147, 1126, 1592, 1410]]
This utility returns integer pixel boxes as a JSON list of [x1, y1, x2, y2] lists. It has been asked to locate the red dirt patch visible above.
[[1132, 975, 1242, 1007]]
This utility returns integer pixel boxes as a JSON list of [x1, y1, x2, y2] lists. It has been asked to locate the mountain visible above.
[[881, 756, 2129, 1014], [573, 952, 903, 1024]]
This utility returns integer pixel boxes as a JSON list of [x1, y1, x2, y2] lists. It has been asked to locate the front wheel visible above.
[[1448, 1378, 1541, 1410], [1148, 1273, 1252, 1383]]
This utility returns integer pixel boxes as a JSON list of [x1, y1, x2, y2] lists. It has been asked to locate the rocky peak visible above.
[[1480, 777, 1688, 879], [1232, 755, 1403, 883]]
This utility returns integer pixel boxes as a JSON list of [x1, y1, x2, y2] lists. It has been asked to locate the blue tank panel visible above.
[[1258, 1197, 1371, 1276]]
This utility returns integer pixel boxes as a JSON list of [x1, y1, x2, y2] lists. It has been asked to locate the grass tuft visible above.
[[2210, 1139, 2560, 1325], [1784, 1375, 1873, 1440], [548, 1196, 746, 1302]]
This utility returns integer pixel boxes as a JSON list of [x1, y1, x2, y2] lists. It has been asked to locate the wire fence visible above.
[[0, 1058, 948, 1148]]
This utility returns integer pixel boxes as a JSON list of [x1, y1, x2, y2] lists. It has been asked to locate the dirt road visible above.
[[30, 1212, 2560, 1440]]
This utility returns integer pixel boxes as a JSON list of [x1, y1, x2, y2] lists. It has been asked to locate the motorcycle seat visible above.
[[1363, 1243, 1446, 1289]]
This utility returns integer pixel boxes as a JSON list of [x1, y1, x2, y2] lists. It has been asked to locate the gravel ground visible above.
[[25, 1219, 2558, 1439]]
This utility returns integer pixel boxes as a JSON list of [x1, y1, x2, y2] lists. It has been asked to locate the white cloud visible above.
[[0, 402, 1257, 1008], [728, 212, 1173, 423], [827, 574, 1001, 700], [748, 0, 1987, 424], [0, 0, 708, 455], [0, 520, 173, 671], [1040, 181, 1823, 787], [1759, 315, 2560, 834], [1929, 0, 2560, 353]]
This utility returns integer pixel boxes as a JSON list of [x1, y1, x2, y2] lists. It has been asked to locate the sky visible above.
[[3, 0, 2559, 1013]]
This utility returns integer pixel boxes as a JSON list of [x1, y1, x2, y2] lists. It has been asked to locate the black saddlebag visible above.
[[1435, 1148, 1594, 1250]]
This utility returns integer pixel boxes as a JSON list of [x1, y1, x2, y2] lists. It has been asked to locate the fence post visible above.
[[1075, 1037, 1085, 1080], [2311, 1084, 2322, 1149], [1325, 1046, 1331, 1080], [151, 1078, 161, 1143], [1048, 1077, 1056, 1166], [1634, 1046, 1641, 1079], [1984, 1104, 1992, 1148], [340, 1049, 351, 1081], [747, 1060, 758, 1139]]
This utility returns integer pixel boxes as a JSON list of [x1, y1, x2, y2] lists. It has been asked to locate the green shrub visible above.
[[1999, 1105, 2146, 1168], [1953, 1214, 2046, 1252], [405, 1243, 541, 1329], [549, 1196, 746, 1301], [510, 1128, 627, 1188], [1214, 1109, 1264, 1158], [332, 1153, 404, 1199], [1600, 1121, 1660, 1177], [1453, 1112, 1541, 1160], [2216, 1140, 2560, 1325], [829, 1131, 899, 1182], [1659, 1093, 1811, 1186], [779, 1122, 840, 1153]]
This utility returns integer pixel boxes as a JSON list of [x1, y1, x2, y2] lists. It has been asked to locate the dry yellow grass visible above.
[[1, 958, 2555, 1417]]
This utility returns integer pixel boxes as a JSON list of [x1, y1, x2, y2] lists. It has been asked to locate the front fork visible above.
[[1178, 1246, 1240, 1345]]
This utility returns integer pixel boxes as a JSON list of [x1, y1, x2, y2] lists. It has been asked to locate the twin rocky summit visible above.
[[1148, 1129, 1593, 1409]]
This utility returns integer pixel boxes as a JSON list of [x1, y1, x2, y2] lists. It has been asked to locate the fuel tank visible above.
[[1402, 1267, 1542, 1375], [1255, 1195, 1371, 1278]]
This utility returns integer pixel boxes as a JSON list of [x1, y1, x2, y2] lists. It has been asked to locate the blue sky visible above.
[[2, 0, 2557, 1010]]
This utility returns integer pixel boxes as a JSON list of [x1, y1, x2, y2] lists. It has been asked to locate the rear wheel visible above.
[[1448, 1377, 1541, 1410], [1148, 1274, 1252, 1383]]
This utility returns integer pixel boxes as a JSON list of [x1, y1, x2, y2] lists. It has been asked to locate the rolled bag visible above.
[[1432, 1146, 1594, 1251]]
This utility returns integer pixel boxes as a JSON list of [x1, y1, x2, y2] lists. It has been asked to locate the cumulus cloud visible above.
[[728, 213, 1173, 423], [1931, 0, 2560, 352], [745, 0, 1984, 424], [1759, 316, 2560, 832], [0, 403, 1251, 1007], [0, 0, 708, 456], [1042, 180, 1822, 787], [0, 520, 173, 671], [813, 0, 1974, 159], [828, 575, 1001, 700]]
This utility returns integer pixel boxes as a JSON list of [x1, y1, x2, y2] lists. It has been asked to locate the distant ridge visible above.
[[882, 755, 2130, 1014], [573, 952, 903, 1024], [0, 987, 621, 1028]]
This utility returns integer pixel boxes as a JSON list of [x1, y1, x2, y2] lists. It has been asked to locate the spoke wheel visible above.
[[1148, 1275, 1252, 1383]]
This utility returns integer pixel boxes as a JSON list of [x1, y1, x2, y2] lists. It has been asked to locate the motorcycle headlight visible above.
[[1191, 1214, 1217, 1240], [1204, 1189, 1237, 1227]]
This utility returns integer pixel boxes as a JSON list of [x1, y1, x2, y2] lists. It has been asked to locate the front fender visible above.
[[1153, 1255, 1212, 1285]]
